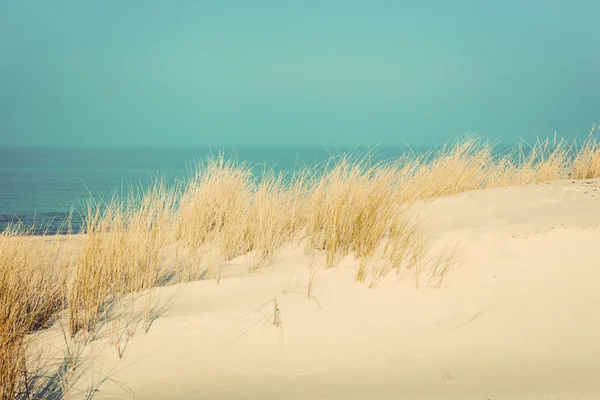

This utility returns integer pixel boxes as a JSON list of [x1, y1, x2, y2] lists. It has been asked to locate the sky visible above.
[[0, 0, 599, 148]]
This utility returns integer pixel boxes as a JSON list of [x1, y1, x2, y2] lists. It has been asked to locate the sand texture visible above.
[[31, 179, 600, 400]]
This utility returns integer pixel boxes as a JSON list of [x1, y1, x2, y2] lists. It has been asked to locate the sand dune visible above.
[[32, 179, 600, 399]]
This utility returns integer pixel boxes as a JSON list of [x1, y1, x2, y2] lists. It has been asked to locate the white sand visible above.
[[33, 179, 600, 399]]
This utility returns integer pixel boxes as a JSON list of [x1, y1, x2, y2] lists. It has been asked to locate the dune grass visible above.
[[68, 182, 175, 341], [2, 130, 600, 398], [0, 227, 72, 400], [571, 124, 600, 179]]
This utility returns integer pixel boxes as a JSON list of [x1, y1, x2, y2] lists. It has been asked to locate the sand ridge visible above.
[[31, 179, 600, 399]]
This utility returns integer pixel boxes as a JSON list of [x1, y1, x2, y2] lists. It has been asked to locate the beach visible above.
[[5, 1, 600, 398], [24, 178, 600, 400]]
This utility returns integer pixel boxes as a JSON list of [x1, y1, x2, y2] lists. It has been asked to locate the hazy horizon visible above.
[[2, 1, 599, 148]]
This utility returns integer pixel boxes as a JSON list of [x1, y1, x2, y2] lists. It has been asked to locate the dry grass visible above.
[[3, 130, 600, 399], [0, 227, 73, 400], [243, 170, 309, 271], [176, 156, 252, 260], [405, 134, 575, 199], [68, 181, 175, 341], [176, 157, 310, 272], [170, 130, 600, 285], [571, 124, 600, 180], [302, 156, 410, 279]]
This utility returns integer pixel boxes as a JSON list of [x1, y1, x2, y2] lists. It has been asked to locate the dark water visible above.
[[1, 146, 424, 234]]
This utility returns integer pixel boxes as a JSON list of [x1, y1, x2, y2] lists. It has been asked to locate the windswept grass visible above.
[[3, 129, 600, 399], [0, 227, 72, 400], [243, 170, 309, 271], [405, 135, 575, 199], [176, 156, 252, 259], [68, 182, 175, 341], [91, 130, 600, 288], [571, 124, 600, 179], [176, 157, 310, 272]]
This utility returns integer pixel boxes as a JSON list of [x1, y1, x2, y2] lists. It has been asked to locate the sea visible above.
[[0, 145, 424, 234]]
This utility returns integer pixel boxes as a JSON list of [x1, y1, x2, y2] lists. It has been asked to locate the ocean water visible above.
[[0, 146, 419, 234]]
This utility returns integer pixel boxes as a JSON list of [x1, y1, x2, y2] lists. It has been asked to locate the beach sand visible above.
[[31, 179, 600, 399]]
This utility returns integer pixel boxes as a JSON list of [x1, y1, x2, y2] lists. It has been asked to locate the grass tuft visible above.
[[0, 226, 72, 399]]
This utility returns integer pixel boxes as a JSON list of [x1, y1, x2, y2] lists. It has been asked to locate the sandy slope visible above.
[[32, 179, 600, 400]]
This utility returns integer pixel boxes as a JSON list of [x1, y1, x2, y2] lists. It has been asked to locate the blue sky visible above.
[[1, 1, 599, 147]]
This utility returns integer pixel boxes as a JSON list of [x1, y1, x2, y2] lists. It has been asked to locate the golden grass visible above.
[[571, 124, 600, 180], [243, 170, 309, 271], [176, 156, 252, 259], [0, 227, 72, 400], [176, 157, 310, 272], [67, 182, 175, 341], [3, 130, 600, 398], [406, 134, 574, 199]]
